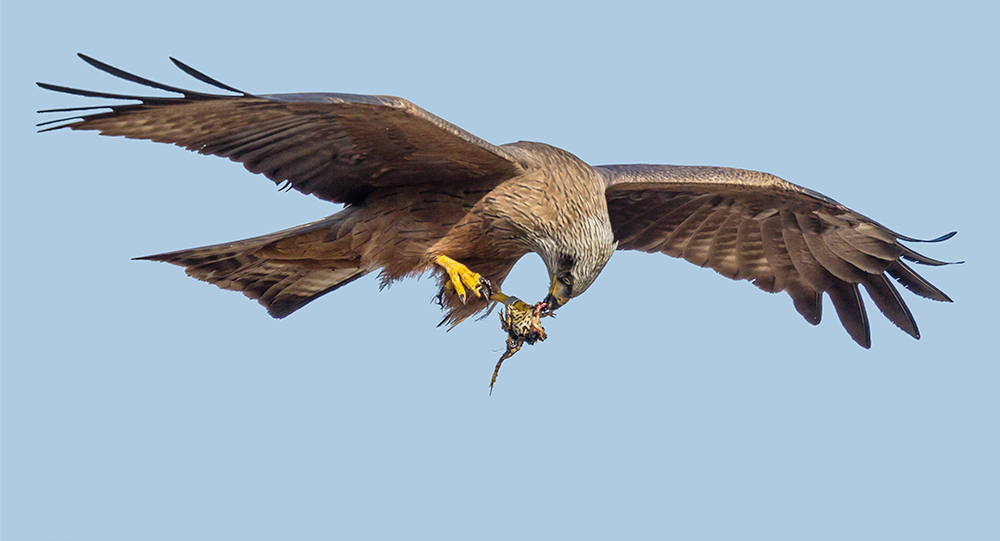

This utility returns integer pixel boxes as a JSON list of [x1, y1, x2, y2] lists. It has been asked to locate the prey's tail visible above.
[[138, 212, 373, 318]]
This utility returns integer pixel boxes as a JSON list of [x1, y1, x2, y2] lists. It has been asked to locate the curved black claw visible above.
[[477, 276, 494, 300]]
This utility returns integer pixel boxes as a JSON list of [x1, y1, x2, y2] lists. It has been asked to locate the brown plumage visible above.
[[38, 55, 956, 347]]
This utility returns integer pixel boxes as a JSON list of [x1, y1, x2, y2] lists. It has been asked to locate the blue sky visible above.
[[2, 1, 997, 539]]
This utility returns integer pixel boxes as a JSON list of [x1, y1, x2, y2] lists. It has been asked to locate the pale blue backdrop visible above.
[[2, 1, 997, 539]]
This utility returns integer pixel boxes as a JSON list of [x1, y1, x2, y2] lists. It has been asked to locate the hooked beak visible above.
[[544, 277, 569, 313]]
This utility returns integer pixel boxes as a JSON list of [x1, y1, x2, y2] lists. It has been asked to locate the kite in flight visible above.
[[39, 54, 955, 357]]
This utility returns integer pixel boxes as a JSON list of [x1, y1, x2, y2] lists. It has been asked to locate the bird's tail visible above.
[[137, 211, 373, 318]]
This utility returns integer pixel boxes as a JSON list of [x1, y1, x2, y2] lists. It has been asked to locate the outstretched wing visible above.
[[38, 54, 524, 205], [599, 164, 956, 348]]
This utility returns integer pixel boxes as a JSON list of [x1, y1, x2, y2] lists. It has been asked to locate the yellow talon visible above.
[[435, 255, 492, 304]]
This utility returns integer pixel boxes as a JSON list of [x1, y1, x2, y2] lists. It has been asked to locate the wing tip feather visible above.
[[168, 56, 250, 96], [898, 230, 957, 243]]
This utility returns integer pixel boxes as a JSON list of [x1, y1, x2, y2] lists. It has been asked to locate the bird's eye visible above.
[[560, 275, 572, 286]]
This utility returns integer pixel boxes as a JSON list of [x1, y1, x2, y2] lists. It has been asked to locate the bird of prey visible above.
[[38, 54, 956, 349]]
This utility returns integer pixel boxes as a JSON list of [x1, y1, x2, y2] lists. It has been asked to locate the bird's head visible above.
[[536, 207, 618, 314], [542, 244, 616, 313]]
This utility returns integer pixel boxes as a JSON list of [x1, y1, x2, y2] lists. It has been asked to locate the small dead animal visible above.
[[490, 297, 547, 395]]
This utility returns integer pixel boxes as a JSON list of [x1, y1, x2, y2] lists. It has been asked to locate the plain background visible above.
[[2, 1, 997, 539]]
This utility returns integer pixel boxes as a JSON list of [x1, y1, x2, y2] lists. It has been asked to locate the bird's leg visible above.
[[488, 290, 511, 304], [434, 255, 493, 305]]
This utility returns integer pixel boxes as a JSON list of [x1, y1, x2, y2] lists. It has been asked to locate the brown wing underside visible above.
[[38, 54, 523, 205], [600, 164, 955, 348]]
